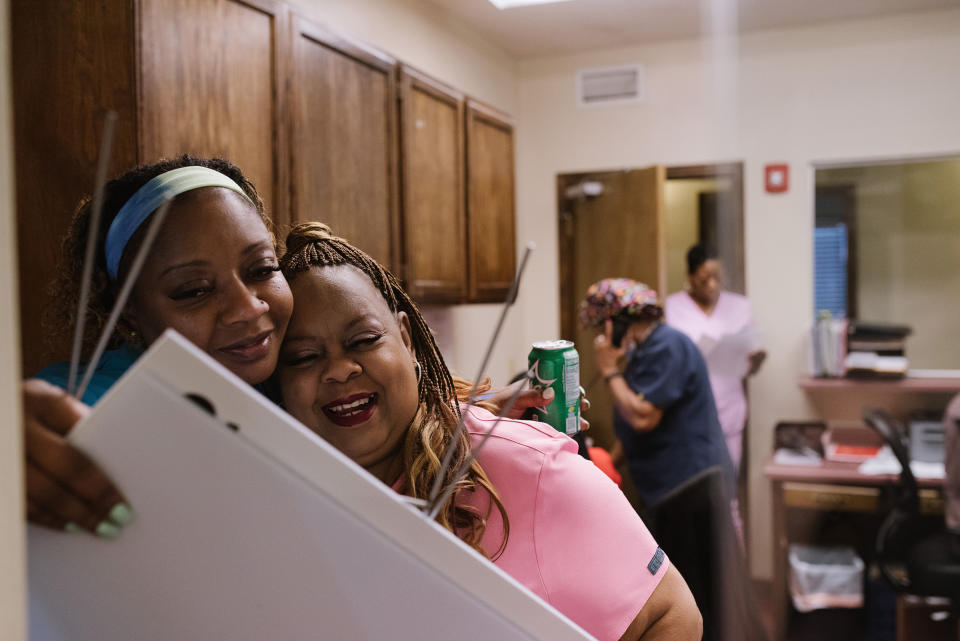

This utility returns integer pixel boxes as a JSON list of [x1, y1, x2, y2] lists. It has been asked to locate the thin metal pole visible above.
[[427, 366, 532, 520], [67, 111, 117, 396], [75, 199, 172, 401], [425, 243, 534, 509]]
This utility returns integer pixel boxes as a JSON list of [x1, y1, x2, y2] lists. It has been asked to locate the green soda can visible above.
[[527, 340, 581, 436]]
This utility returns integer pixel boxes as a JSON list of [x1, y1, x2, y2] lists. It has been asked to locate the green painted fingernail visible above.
[[64, 522, 82, 533], [108, 503, 135, 527], [95, 521, 122, 539]]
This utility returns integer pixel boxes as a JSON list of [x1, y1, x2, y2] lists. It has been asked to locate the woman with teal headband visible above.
[[24, 155, 294, 536], [22, 155, 549, 538]]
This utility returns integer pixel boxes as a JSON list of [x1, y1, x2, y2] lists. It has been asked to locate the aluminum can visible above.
[[527, 340, 581, 435]]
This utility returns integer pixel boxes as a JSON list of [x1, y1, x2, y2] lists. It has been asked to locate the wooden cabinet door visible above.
[[138, 0, 289, 220], [289, 17, 399, 270], [398, 66, 466, 303], [465, 100, 515, 302], [12, 0, 140, 375]]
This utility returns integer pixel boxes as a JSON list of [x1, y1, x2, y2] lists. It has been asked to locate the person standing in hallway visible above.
[[665, 245, 765, 474]]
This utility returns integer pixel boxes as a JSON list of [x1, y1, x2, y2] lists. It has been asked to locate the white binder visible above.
[[29, 330, 593, 641]]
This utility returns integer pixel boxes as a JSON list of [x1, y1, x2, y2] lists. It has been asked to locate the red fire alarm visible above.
[[765, 163, 789, 193]]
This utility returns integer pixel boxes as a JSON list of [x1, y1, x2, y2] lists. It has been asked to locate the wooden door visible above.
[[465, 99, 515, 303], [557, 167, 666, 450], [289, 17, 399, 270], [398, 66, 466, 303], [138, 0, 289, 221]]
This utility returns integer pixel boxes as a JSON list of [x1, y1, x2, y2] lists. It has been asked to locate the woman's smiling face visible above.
[[277, 265, 420, 483], [126, 187, 292, 385]]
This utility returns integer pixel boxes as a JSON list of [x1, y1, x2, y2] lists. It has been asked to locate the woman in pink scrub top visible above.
[[664, 245, 766, 472], [275, 223, 702, 641]]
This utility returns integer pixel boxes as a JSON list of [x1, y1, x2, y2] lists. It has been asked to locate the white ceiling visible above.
[[428, 0, 959, 58]]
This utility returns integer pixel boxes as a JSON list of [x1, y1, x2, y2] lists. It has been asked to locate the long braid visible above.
[[280, 223, 509, 559]]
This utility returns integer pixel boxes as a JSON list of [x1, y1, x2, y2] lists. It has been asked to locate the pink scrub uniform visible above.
[[460, 406, 668, 641], [664, 290, 757, 470]]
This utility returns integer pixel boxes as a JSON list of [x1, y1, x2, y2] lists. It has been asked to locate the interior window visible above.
[[814, 157, 960, 370]]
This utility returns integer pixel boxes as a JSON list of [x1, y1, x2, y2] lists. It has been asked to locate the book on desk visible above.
[[810, 319, 914, 380]]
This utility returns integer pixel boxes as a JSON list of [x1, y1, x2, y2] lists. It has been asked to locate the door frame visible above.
[[557, 161, 745, 339], [666, 161, 750, 550], [556, 160, 749, 537], [666, 162, 746, 295]]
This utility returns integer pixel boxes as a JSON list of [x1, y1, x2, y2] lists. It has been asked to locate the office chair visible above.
[[646, 466, 769, 641], [862, 408, 960, 599]]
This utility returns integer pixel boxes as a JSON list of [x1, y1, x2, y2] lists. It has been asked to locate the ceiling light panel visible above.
[[488, 0, 576, 9]]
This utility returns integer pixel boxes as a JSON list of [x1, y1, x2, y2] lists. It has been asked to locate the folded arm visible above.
[[604, 374, 663, 433]]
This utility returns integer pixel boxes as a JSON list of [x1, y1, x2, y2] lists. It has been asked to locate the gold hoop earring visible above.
[[414, 361, 422, 384]]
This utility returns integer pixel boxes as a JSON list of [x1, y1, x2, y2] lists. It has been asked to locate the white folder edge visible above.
[[73, 329, 593, 640]]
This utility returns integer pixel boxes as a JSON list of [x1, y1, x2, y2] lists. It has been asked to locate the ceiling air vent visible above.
[[576, 64, 644, 107]]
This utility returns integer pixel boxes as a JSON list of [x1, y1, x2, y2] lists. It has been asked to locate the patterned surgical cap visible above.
[[578, 278, 662, 328]]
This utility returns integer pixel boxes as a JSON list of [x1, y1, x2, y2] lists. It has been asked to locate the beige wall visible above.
[[1, 0, 27, 635], [515, 8, 960, 579], [818, 159, 960, 369], [293, 0, 527, 384]]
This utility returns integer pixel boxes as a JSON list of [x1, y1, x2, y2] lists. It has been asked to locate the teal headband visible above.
[[104, 166, 254, 280]]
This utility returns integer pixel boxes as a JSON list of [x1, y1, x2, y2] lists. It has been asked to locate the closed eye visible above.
[[350, 334, 383, 350], [250, 263, 281, 281], [283, 353, 318, 367], [170, 286, 212, 302]]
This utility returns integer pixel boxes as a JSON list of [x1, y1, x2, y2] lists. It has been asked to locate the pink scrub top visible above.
[[460, 406, 668, 641], [664, 290, 756, 469]]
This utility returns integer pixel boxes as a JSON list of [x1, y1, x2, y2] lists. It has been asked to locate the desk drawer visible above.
[[783, 483, 879, 512], [782, 483, 944, 514], [919, 489, 945, 515]]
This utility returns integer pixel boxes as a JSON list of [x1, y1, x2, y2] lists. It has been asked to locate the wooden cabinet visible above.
[[12, 0, 516, 376], [398, 70, 518, 305], [289, 17, 400, 271], [14, 0, 133, 377], [13, 0, 289, 376], [465, 100, 516, 303], [398, 66, 467, 303], [138, 0, 289, 219]]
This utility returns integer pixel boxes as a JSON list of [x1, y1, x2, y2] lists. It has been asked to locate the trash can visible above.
[[789, 544, 865, 612]]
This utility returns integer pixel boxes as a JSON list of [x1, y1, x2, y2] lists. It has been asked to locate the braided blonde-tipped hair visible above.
[[280, 222, 509, 559]]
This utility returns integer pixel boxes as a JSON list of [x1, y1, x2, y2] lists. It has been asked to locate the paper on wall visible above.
[[698, 327, 760, 379]]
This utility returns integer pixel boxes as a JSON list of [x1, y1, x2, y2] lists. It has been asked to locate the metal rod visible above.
[[67, 111, 117, 396], [75, 199, 172, 401], [427, 367, 532, 520], [425, 243, 534, 509]]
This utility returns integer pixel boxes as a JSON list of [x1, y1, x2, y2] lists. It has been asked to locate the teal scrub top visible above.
[[33, 345, 143, 406]]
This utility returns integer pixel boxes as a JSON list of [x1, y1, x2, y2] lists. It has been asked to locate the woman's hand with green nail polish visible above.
[[23, 379, 132, 537], [107, 503, 135, 527]]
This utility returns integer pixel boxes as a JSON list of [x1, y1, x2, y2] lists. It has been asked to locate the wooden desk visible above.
[[765, 458, 945, 641]]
